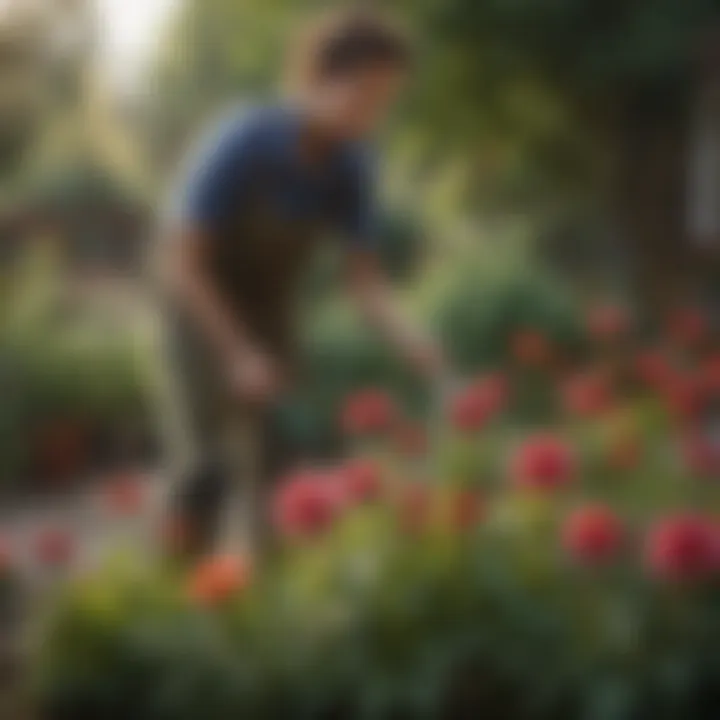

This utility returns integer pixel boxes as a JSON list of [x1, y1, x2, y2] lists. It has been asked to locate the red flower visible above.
[[661, 374, 704, 422], [341, 459, 383, 504], [563, 504, 624, 565], [450, 374, 507, 432], [104, 473, 146, 517], [34, 527, 75, 568], [681, 433, 720, 478], [511, 329, 552, 367], [561, 372, 614, 418], [511, 434, 577, 492], [634, 350, 676, 390], [667, 307, 709, 347], [645, 515, 718, 581], [587, 303, 630, 342], [273, 471, 339, 539], [188, 555, 251, 607], [393, 423, 428, 457], [341, 389, 397, 436]]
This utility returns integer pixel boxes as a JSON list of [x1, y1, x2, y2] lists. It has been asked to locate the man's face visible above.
[[317, 65, 405, 139]]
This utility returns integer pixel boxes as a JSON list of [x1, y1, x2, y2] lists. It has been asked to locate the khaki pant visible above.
[[154, 307, 293, 557]]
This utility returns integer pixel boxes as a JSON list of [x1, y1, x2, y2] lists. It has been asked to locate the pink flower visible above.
[[511, 434, 577, 491], [645, 515, 718, 581], [272, 471, 340, 539], [511, 329, 552, 367], [188, 555, 252, 607], [341, 389, 397, 436], [587, 303, 630, 342], [450, 374, 507, 432], [561, 371, 614, 418], [562, 504, 624, 565], [667, 307, 709, 347], [341, 459, 383, 504]]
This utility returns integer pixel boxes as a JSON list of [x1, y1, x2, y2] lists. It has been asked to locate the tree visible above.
[[146, 0, 720, 302]]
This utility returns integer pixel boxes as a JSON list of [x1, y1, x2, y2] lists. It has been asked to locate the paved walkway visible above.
[[0, 473, 170, 590]]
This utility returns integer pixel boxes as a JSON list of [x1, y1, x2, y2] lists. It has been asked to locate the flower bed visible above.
[[33, 302, 720, 720]]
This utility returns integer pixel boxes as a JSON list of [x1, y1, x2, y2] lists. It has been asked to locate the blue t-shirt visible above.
[[168, 104, 376, 250]]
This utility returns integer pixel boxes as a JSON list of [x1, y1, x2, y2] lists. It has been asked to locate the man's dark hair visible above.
[[287, 8, 412, 91]]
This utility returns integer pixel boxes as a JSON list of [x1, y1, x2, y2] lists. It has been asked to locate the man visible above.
[[159, 8, 443, 556]]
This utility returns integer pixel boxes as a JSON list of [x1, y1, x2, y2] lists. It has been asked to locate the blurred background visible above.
[[1, 0, 718, 496], [0, 1, 719, 717]]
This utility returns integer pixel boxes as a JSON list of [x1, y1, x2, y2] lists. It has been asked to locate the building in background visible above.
[[0, 0, 149, 279]]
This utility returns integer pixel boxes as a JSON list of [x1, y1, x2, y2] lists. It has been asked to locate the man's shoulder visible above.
[[204, 103, 291, 157]]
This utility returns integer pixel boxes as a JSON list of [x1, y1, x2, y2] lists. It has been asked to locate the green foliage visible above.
[[34, 453, 720, 719], [32, 301, 720, 718], [0, 250, 153, 486], [432, 258, 583, 372], [143, 0, 720, 214]]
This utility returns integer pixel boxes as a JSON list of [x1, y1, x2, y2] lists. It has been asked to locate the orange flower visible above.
[[188, 555, 251, 607]]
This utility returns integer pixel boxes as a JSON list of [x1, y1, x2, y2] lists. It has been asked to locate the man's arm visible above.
[[160, 226, 280, 404], [345, 250, 444, 378], [160, 110, 282, 403]]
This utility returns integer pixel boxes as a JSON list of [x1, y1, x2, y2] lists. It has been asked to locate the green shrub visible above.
[[33, 299, 720, 719], [432, 260, 584, 372], [0, 250, 154, 487]]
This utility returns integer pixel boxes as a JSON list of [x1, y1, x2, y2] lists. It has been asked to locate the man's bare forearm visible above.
[[160, 229, 251, 361], [346, 250, 442, 375]]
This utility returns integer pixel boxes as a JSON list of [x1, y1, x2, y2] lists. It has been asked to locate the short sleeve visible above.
[[166, 109, 259, 234], [337, 147, 376, 251]]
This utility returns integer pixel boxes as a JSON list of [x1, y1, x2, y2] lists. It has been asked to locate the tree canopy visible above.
[[146, 0, 720, 201]]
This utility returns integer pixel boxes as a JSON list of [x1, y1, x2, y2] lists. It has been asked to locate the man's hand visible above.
[[226, 346, 283, 406], [346, 250, 447, 381]]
